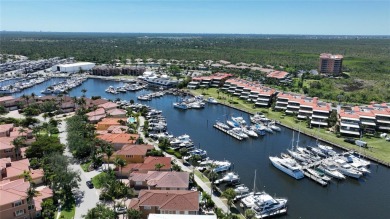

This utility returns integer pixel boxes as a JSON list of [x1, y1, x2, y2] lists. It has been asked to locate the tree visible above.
[[245, 209, 256, 219], [113, 157, 126, 180], [25, 135, 64, 159], [83, 204, 116, 219], [26, 184, 40, 219], [41, 198, 56, 219], [154, 163, 165, 171], [127, 209, 142, 219], [222, 188, 236, 213], [104, 145, 114, 170]]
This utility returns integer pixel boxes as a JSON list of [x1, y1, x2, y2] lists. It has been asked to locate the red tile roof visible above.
[[130, 171, 189, 189], [97, 133, 139, 144], [267, 71, 289, 79], [115, 144, 154, 156], [131, 190, 199, 212]]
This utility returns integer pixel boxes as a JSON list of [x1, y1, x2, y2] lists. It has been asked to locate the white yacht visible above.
[[334, 159, 363, 179], [318, 144, 337, 156], [173, 102, 188, 109], [242, 127, 258, 138], [170, 134, 191, 146], [231, 116, 247, 126], [213, 160, 232, 173], [207, 97, 218, 104], [251, 193, 288, 218], [226, 120, 239, 128], [215, 121, 230, 130], [234, 184, 250, 194], [344, 153, 371, 167], [269, 156, 304, 179], [268, 122, 281, 132], [230, 128, 249, 138], [215, 172, 240, 184], [318, 161, 346, 180]]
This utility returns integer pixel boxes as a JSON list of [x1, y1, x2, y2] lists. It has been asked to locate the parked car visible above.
[[86, 181, 94, 189], [115, 207, 127, 214], [344, 138, 355, 144]]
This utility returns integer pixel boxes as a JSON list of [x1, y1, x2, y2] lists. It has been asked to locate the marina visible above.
[[5, 78, 390, 219]]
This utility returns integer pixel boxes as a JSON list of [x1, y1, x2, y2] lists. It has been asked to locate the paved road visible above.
[[138, 116, 229, 213], [58, 121, 100, 219]]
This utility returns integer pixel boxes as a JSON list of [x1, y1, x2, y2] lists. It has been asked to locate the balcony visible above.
[[287, 105, 300, 109], [340, 128, 360, 136], [311, 120, 328, 126], [312, 114, 329, 119], [255, 102, 269, 107]]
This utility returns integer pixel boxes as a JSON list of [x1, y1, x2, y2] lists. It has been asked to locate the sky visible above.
[[1, 0, 389, 35]]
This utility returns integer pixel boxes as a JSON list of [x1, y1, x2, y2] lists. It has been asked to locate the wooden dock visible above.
[[213, 124, 243, 140]]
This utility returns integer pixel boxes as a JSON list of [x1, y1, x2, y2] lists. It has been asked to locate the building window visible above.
[[14, 200, 23, 207], [15, 209, 24, 216], [143, 206, 151, 210]]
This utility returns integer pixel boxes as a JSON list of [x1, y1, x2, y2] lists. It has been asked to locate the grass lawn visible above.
[[80, 160, 92, 172], [57, 198, 75, 219], [194, 170, 210, 184], [92, 172, 108, 189], [190, 88, 390, 164]]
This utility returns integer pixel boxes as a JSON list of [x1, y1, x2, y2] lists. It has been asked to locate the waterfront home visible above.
[[0, 124, 14, 137], [96, 118, 122, 130], [338, 103, 390, 136], [275, 93, 331, 126], [128, 190, 199, 219], [120, 157, 172, 177], [97, 133, 140, 150], [129, 171, 189, 190], [110, 144, 154, 163], [0, 179, 53, 219], [106, 108, 127, 118], [0, 158, 44, 184], [98, 101, 119, 111]]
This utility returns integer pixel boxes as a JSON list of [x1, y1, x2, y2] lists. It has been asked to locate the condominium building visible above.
[[275, 93, 332, 126], [92, 65, 145, 76], [338, 103, 390, 136], [188, 73, 232, 89], [221, 78, 276, 107], [319, 53, 343, 75]]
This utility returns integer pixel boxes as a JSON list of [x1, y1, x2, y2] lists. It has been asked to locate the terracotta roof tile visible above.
[[137, 190, 198, 211]]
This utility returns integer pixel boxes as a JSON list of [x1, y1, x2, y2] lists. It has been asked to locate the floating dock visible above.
[[213, 124, 243, 140]]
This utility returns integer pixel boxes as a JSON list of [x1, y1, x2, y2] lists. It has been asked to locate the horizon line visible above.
[[2, 30, 390, 37]]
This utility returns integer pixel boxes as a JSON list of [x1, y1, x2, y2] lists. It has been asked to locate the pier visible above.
[[213, 124, 243, 140]]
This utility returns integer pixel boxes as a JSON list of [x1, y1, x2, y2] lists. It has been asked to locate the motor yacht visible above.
[[269, 156, 304, 179], [318, 161, 346, 180]]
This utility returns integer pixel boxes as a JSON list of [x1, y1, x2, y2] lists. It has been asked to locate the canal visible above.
[[12, 78, 390, 219]]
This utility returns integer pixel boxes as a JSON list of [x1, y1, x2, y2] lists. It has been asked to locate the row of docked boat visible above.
[[173, 95, 209, 110], [41, 76, 87, 94], [0, 77, 48, 94], [137, 91, 165, 101], [145, 109, 167, 132], [105, 83, 147, 94], [269, 133, 372, 185]]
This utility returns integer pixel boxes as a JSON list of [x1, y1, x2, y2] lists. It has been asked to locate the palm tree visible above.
[[104, 146, 114, 170], [222, 188, 236, 213], [12, 136, 26, 159], [113, 157, 126, 181], [154, 163, 165, 171], [26, 183, 40, 219], [245, 209, 256, 219], [31, 92, 36, 102]]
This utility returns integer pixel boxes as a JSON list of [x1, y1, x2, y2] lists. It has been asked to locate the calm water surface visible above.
[[13, 78, 390, 219]]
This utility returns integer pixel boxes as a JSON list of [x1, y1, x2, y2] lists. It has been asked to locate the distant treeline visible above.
[[1, 32, 389, 78]]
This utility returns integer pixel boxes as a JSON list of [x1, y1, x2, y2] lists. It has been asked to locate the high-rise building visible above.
[[319, 53, 343, 75]]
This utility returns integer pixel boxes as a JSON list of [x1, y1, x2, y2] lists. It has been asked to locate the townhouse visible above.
[[275, 93, 332, 126], [221, 78, 276, 107], [187, 73, 232, 89], [339, 103, 390, 136], [129, 171, 189, 190]]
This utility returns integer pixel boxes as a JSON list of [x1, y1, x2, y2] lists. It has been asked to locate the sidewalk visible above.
[[138, 116, 229, 213]]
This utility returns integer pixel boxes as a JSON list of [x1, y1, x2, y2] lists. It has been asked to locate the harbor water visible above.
[[12, 78, 390, 218]]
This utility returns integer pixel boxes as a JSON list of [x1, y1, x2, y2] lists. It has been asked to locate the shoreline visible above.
[[186, 89, 390, 167]]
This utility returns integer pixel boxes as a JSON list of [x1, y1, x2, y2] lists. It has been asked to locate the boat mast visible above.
[[253, 169, 257, 193], [296, 128, 300, 149], [291, 131, 295, 150]]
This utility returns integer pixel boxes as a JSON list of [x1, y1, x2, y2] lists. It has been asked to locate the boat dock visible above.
[[213, 124, 243, 141]]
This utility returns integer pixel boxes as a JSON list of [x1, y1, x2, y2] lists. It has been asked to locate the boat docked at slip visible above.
[[251, 193, 288, 218], [215, 172, 240, 185], [269, 156, 304, 179], [318, 144, 338, 157], [242, 127, 258, 138], [234, 184, 250, 195], [318, 161, 346, 180], [170, 134, 191, 146], [226, 120, 239, 128], [229, 128, 249, 138], [173, 102, 188, 109], [343, 152, 371, 167], [231, 116, 247, 126], [206, 97, 219, 104], [213, 160, 232, 173], [334, 159, 363, 179], [268, 121, 281, 132], [215, 121, 230, 130]]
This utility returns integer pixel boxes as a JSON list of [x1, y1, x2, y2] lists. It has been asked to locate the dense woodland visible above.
[[1, 32, 390, 103]]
